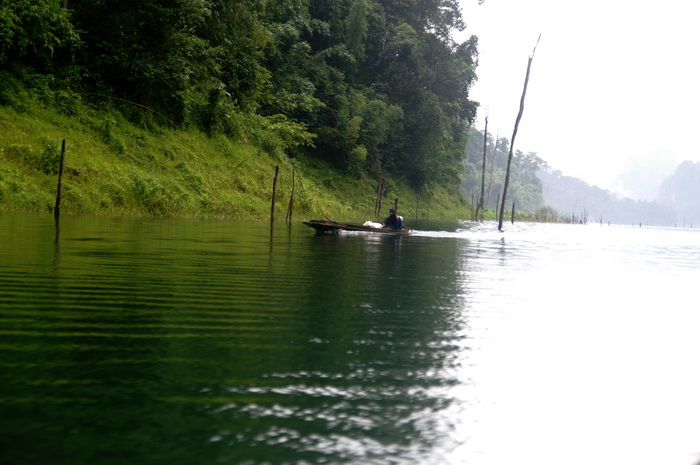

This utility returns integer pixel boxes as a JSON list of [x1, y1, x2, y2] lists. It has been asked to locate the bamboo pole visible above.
[[499, 35, 540, 232], [53, 139, 66, 221], [75, 91, 175, 127]]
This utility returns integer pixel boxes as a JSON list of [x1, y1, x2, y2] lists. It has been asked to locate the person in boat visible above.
[[382, 208, 403, 229]]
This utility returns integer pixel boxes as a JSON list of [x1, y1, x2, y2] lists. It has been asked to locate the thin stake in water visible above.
[[54, 139, 66, 221]]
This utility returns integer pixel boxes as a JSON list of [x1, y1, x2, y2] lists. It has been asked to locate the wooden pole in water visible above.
[[511, 202, 515, 224], [54, 139, 66, 221], [270, 165, 279, 227], [499, 35, 540, 232], [286, 167, 295, 224]]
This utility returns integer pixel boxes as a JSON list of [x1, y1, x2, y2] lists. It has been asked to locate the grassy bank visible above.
[[0, 103, 472, 222]]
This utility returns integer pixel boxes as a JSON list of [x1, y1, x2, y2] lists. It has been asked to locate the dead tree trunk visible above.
[[374, 176, 383, 217], [475, 116, 488, 221], [499, 35, 540, 232], [486, 132, 499, 209]]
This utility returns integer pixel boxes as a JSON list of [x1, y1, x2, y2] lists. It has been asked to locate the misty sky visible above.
[[457, 0, 700, 197]]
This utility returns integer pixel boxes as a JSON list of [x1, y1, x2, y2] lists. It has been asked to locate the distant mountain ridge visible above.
[[536, 168, 676, 226], [462, 126, 697, 226], [659, 160, 700, 226]]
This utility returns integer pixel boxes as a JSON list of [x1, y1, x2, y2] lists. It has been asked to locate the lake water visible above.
[[1, 212, 699, 465]]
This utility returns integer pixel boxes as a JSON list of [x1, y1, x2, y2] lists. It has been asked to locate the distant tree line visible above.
[[0, 0, 481, 193], [461, 126, 546, 213]]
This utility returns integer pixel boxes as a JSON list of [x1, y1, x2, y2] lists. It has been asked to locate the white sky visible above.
[[457, 0, 700, 193]]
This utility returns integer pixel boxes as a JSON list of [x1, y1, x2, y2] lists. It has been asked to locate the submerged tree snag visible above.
[[498, 35, 541, 232], [475, 116, 488, 221]]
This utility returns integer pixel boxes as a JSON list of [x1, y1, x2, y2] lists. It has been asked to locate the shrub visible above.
[[36, 141, 61, 174], [348, 144, 367, 176]]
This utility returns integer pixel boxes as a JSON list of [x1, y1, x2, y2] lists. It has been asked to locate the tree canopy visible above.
[[1, 0, 480, 192]]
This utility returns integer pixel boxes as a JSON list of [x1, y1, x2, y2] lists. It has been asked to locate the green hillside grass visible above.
[[0, 103, 472, 223]]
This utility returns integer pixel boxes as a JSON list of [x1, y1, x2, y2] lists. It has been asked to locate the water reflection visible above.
[[2, 214, 700, 465], [53, 215, 61, 262], [0, 214, 475, 465]]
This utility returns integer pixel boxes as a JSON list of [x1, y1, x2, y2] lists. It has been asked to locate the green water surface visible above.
[[0, 213, 470, 465]]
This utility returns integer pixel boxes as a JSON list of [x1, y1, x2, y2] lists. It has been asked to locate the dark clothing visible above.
[[383, 213, 403, 229]]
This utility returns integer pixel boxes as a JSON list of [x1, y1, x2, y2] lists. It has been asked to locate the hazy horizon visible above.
[[457, 0, 700, 199]]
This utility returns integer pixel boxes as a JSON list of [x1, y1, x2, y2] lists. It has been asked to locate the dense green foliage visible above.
[[1, 0, 479, 194], [0, 103, 470, 220]]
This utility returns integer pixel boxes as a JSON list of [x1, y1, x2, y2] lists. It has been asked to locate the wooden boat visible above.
[[303, 220, 412, 235]]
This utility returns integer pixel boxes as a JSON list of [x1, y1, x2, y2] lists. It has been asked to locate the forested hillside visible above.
[[1, 0, 480, 198], [461, 126, 546, 213]]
